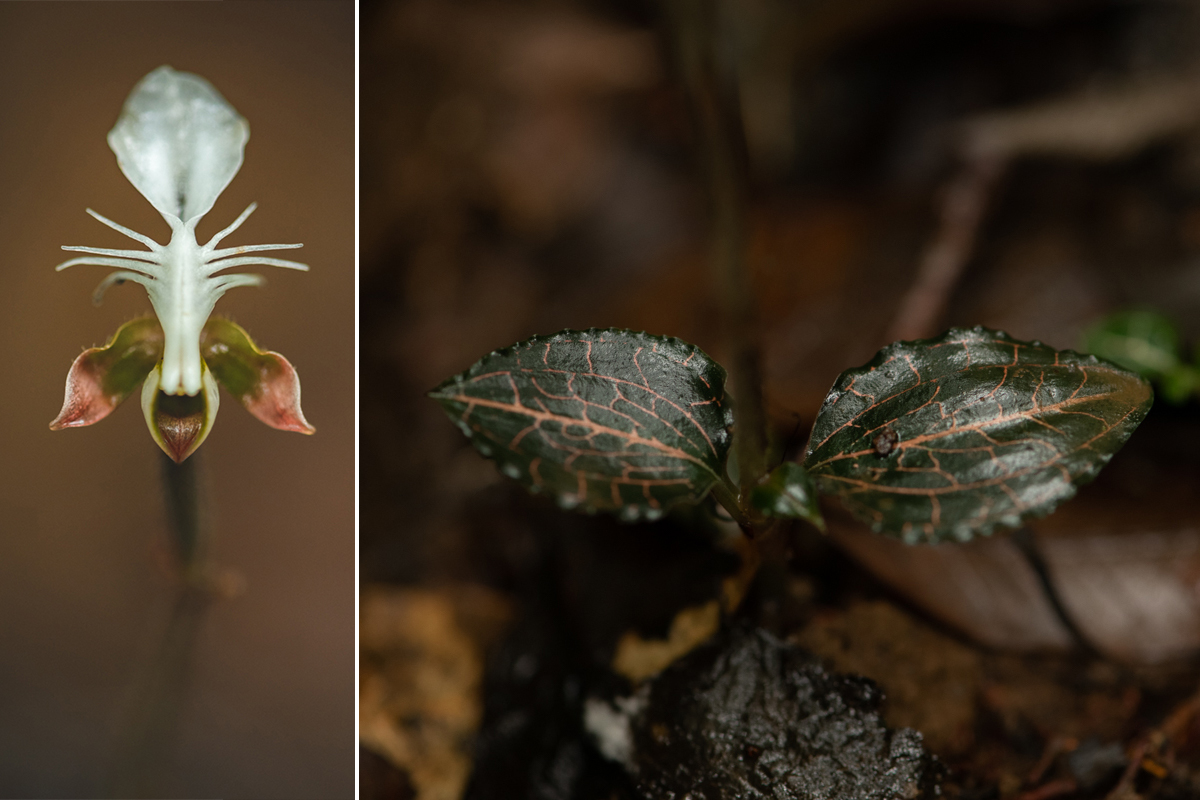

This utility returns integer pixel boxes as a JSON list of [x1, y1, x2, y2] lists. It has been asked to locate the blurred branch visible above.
[[888, 154, 1006, 342], [890, 71, 1200, 341], [1105, 684, 1200, 800], [961, 73, 1200, 162]]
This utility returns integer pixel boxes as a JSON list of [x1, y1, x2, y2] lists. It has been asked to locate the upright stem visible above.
[[709, 477, 753, 530], [108, 453, 216, 797], [666, 0, 768, 500]]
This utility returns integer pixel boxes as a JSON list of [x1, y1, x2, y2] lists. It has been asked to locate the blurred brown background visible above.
[[0, 2, 353, 798]]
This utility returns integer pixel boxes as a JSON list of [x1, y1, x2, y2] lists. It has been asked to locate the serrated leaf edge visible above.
[[805, 326, 1153, 544], [430, 328, 733, 522]]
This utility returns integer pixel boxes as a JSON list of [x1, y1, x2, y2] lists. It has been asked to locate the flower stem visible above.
[[163, 451, 205, 572], [108, 453, 219, 796]]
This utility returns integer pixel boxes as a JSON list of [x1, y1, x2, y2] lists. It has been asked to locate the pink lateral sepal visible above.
[[50, 316, 163, 430], [200, 318, 315, 434]]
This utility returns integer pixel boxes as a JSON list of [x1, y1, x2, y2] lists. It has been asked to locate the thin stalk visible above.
[[665, 0, 769, 503], [163, 452, 205, 573], [709, 477, 753, 530], [662, 0, 791, 623], [108, 453, 217, 797]]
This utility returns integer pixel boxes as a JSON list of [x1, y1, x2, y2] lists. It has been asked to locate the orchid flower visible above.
[[51, 66, 314, 462]]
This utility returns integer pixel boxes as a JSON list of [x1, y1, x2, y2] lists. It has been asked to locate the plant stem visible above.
[[710, 477, 752, 530], [665, 0, 769, 502], [108, 453, 218, 796], [665, 1, 779, 622], [163, 451, 205, 574]]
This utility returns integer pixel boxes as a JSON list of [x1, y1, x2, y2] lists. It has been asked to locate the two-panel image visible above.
[[3, 1, 1200, 799]]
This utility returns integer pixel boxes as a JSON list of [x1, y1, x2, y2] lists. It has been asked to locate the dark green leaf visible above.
[[804, 327, 1153, 544], [749, 462, 824, 530], [1082, 308, 1181, 379], [430, 329, 733, 521]]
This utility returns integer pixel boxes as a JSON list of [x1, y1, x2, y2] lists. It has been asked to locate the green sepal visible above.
[[749, 462, 825, 530], [430, 329, 733, 521], [50, 315, 163, 429], [1082, 308, 1181, 379], [200, 318, 314, 433]]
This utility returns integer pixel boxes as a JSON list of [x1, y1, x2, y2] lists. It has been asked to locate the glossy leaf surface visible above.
[[431, 329, 733, 521], [749, 462, 825, 530], [804, 327, 1153, 543]]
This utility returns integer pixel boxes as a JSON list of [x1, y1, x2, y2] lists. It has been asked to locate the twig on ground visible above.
[[1103, 686, 1200, 800], [1105, 738, 1149, 800]]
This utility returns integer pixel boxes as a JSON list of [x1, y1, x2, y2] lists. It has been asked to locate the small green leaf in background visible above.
[[430, 329, 733, 521], [1081, 308, 1180, 377], [750, 462, 825, 530], [804, 327, 1153, 544], [1082, 309, 1197, 404], [1161, 365, 1200, 404]]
